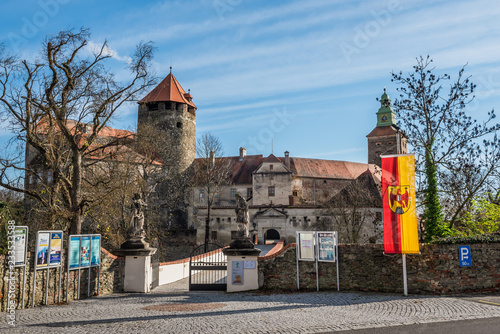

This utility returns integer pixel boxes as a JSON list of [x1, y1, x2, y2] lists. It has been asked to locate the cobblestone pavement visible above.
[[2, 279, 500, 333]]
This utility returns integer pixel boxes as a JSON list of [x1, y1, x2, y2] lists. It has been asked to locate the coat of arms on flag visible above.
[[388, 185, 411, 214], [381, 154, 419, 254]]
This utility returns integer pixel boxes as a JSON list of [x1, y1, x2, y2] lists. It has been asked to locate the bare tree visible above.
[[0, 28, 155, 234], [391, 56, 500, 240], [193, 133, 231, 249], [322, 171, 382, 244]]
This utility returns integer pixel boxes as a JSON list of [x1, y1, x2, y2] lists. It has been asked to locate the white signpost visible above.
[[296, 231, 339, 291]]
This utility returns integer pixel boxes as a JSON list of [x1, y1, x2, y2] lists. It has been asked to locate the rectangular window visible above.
[[247, 188, 253, 198], [270, 164, 273, 170], [270, 174, 275, 180], [230, 188, 236, 198], [215, 194, 220, 203], [268, 186, 275, 197], [47, 170, 53, 183], [293, 190, 298, 196], [37, 172, 42, 184], [199, 190, 205, 198]]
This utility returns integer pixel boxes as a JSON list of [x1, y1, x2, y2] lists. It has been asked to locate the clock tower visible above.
[[376, 88, 396, 126], [366, 89, 407, 166]]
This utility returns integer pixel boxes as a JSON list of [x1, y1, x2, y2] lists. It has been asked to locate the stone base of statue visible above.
[[223, 234, 260, 293], [113, 236, 156, 293]]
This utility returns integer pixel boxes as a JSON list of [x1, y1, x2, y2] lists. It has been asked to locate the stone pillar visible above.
[[223, 237, 260, 292], [113, 237, 156, 293]]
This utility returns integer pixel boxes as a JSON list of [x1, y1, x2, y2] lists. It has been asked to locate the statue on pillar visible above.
[[129, 193, 147, 238], [235, 193, 249, 238]]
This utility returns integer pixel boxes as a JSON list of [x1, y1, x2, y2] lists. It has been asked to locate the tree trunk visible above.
[[70, 151, 82, 234]]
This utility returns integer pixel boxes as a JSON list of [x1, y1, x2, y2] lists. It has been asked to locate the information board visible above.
[[297, 232, 315, 260], [317, 232, 337, 262], [69, 236, 81, 268], [91, 235, 101, 266], [68, 234, 101, 269], [49, 232, 63, 266], [232, 261, 244, 285], [80, 236, 91, 267], [36, 232, 50, 268], [14, 227, 28, 266]]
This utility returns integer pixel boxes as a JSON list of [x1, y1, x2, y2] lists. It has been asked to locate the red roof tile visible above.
[[263, 154, 282, 163], [289, 158, 376, 180], [366, 125, 405, 137], [139, 72, 196, 109]]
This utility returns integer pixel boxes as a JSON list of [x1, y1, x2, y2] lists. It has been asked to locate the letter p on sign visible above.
[[459, 246, 471, 267]]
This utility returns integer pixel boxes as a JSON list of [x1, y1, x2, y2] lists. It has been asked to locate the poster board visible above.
[[32, 230, 64, 307], [317, 232, 337, 262], [69, 236, 81, 268], [297, 232, 315, 261], [49, 232, 63, 267], [232, 261, 244, 285], [91, 235, 101, 266], [68, 234, 101, 269], [36, 232, 50, 268], [14, 226, 28, 267]]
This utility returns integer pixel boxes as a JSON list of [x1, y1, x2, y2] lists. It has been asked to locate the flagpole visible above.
[[402, 253, 408, 296]]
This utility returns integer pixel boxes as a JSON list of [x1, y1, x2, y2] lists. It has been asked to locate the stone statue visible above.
[[129, 193, 147, 237], [235, 193, 250, 238]]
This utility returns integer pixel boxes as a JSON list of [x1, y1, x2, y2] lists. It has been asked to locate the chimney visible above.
[[209, 150, 215, 168], [239, 147, 246, 161], [284, 151, 290, 168]]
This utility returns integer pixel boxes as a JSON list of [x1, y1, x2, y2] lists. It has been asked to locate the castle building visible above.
[[132, 75, 407, 245], [25, 71, 407, 247]]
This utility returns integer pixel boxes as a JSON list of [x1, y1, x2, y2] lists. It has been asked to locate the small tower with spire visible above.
[[137, 70, 197, 174], [366, 89, 407, 166]]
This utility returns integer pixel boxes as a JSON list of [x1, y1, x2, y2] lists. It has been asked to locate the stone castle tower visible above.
[[366, 89, 407, 166], [137, 69, 197, 174]]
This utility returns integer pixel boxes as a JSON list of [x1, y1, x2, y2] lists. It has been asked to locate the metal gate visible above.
[[189, 241, 227, 291]]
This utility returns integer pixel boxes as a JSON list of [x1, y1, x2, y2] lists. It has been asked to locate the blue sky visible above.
[[1, 0, 500, 163]]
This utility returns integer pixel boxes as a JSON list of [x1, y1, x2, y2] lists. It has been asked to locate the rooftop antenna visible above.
[[170, 66, 172, 74]]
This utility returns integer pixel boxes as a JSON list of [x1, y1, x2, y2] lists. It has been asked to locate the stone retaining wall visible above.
[[258, 243, 500, 294], [0, 247, 124, 311]]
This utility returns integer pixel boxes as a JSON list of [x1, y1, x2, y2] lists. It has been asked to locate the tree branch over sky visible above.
[[0, 28, 156, 234], [391, 56, 500, 241]]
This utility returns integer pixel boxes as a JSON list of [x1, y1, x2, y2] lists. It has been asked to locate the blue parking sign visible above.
[[459, 246, 471, 267]]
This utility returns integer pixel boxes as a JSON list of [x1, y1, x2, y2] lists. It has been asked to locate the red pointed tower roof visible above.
[[139, 70, 196, 109]]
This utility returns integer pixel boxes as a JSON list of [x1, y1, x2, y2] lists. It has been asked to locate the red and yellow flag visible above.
[[381, 154, 419, 254]]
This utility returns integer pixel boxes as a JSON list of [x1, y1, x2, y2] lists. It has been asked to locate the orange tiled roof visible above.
[[263, 154, 282, 163], [289, 158, 375, 180], [35, 119, 163, 165], [139, 72, 196, 109], [193, 155, 377, 184], [366, 125, 405, 138]]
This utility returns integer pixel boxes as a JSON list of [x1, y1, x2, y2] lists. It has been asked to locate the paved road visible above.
[[332, 317, 500, 334], [2, 278, 500, 333]]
